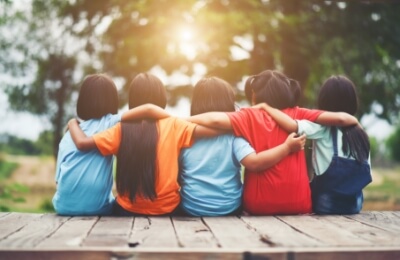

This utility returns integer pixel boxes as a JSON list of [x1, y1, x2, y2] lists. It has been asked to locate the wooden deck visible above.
[[1, 211, 400, 259]]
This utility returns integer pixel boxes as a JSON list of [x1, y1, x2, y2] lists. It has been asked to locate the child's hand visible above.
[[67, 118, 79, 129], [285, 133, 306, 153], [251, 103, 268, 110]]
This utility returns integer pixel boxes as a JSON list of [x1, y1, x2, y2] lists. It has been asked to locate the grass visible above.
[[363, 165, 400, 210], [0, 160, 18, 180]]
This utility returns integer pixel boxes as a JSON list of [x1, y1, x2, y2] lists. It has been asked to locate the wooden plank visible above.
[[293, 248, 400, 260], [278, 215, 371, 246], [0, 212, 10, 218], [319, 215, 400, 246], [82, 216, 133, 247], [130, 216, 179, 248], [0, 250, 116, 260], [0, 213, 42, 240], [346, 211, 400, 233], [241, 216, 323, 247], [0, 214, 69, 249], [202, 216, 268, 248], [36, 216, 99, 248], [0, 249, 251, 260], [171, 216, 219, 248]]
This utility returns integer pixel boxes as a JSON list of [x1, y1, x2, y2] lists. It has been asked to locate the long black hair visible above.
[[318, 76, 370, 163], [116, 73, 167, 202]]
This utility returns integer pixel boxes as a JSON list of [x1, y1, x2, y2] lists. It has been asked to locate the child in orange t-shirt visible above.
[[68, 73, 222, 215]]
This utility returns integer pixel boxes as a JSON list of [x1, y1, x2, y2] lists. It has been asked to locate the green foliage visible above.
[[0, 132, 53, 156], [365, 174, 400, 200], [0, 183, 29, 212], [0, 157, 18, 180], [2, 0, 400, 157], [386, 126, 400, 162], [39, 198, 55, 212], [369, 136, 379, 161]]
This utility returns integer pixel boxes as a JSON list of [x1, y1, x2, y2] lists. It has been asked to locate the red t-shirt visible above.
[[227, 107, 322, 215]]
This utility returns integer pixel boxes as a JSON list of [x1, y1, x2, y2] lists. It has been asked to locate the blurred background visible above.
[[1, 0, 399, 213]]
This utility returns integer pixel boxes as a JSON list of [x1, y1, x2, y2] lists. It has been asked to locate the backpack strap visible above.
[[331, 127, 338, 157]]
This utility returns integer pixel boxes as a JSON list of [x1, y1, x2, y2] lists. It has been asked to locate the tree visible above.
[[2, 1, 81, 157], [386, 126, 400, 162], [2, 0, 400, 157]]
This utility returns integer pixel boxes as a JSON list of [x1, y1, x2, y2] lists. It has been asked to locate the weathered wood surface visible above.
[[1, 211, 400, 259]]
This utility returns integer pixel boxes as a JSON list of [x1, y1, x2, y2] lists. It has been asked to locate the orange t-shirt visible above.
[[93, 117, 197, 215]]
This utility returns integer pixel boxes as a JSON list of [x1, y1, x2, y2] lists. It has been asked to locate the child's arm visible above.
[[315, 112, 358, 126], [192, 125, 230, 138], [241, 133, 306, 172], [121, 104, 170, 121], [188, 112, 233, 130], [68, 119, 96, 151], [254, 103, 358, 132], [252, 103, 298, 132]]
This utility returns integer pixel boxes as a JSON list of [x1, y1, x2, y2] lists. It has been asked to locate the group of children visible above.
[[52, 69, 372, 216]]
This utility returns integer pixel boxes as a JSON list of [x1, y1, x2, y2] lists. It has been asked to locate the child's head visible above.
[[244, 70, 301, 109], [191, 77, 236, 116], [77, 73, 118, 120], [318, 75, 358, 115], [128, 73, 167, 109]]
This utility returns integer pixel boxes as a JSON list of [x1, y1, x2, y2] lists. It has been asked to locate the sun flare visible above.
[[175, 26, 197, 60]]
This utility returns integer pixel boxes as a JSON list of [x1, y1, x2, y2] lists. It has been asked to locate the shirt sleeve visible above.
[[233, 137, 255, 163], [297, 120, 329, 140], [294, 107, 324, 122], [92, 123, 122, 156], [108, 113, 122, 127], [173, 118, 197, 148], [226, 109, 251, 137]]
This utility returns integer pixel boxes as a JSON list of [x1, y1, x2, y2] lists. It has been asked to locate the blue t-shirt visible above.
[[52, 113, 121, 216], [179, 134, 255, 216]]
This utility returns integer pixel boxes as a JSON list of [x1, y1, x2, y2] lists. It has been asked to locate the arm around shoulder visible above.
[[315, 112, 358, 126], [188, 112, 233, 130], [68, 119, 97, 151], [121, 103, 170, 121]]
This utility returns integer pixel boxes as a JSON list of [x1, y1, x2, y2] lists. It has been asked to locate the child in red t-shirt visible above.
[[189, 70, 358, 215]]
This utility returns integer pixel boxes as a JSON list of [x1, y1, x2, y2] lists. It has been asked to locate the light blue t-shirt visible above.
[[297, 120, 370, 176], [52, 113, 121, 216], [179, 134, 255, 216]]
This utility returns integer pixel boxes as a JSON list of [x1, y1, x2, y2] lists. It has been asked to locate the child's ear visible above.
[[251, 91, 256, 106]]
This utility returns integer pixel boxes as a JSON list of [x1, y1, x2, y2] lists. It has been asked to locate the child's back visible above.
[[53, 74, 120, 216], [53, 114, 119, 215], [179, 77, 249, 216], [304, 75, 372, 214]]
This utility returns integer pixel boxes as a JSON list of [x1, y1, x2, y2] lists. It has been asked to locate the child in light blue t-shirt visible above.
[[53, 74, 167, 216], [178, 77, 306, 216], [257, 75, 371, 214]]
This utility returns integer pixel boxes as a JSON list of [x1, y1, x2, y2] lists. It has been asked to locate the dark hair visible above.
[[191, 77, 236, 116], [76, 74, 118, 120], [244, 70, 301, 109], [116, 73, 167, 202], [318, 76, 358, 114], [320, 76, 370, 163]]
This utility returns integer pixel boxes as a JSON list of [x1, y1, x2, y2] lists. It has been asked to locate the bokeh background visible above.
[[1, 0, 400, 212]]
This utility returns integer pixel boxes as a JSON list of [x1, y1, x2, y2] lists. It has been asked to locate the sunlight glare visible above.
[[175, 26, 198, 60], [178, 26, 195, 42]]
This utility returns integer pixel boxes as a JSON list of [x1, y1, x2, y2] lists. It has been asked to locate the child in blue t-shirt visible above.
[[256, 75, 371, 214], [178, 77, 306, 216], [53, 74, 167, 215]]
